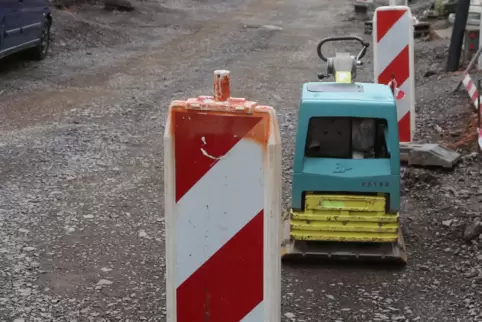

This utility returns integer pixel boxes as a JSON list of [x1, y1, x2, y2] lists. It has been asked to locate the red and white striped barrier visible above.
[[461, 72, 481, 110], [164, 70, 282, 322], [373, 5, 416, 143], [461, 73, 482, 148], [478, 127, 482, 149]]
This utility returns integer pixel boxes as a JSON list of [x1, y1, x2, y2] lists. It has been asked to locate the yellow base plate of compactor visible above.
[[280, 194, 407, 264]]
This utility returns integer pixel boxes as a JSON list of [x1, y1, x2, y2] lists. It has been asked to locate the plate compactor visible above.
[[281, 36, 407, 264]]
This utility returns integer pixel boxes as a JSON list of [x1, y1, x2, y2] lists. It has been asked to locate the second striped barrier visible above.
[[373, 4, 416, 143]]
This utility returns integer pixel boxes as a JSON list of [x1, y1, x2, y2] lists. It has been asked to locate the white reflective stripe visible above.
[[474, 97, 481, 109], [396, 79, 411, 122], [175, 139, 264, 287], [240, 301, 264, 322], [375, 10, 411, 77], [469, 84, 477, 97], [462, 73, 481, 108]]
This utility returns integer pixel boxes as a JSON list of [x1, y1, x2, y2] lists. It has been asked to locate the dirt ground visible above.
[[1, 0, 482, 321]]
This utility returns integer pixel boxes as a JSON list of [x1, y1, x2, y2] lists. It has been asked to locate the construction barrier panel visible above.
[[373, 5, 416, 143], [460, 72, 482, 150], [164, 70, 282, 322], [479, 128, 482, 149], [461, 72, 481, 110], [479, 2, 482, 70]]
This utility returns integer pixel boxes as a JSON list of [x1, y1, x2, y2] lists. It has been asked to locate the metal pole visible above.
[[446, 0, 471, 72], [454, 46, 482, 92]]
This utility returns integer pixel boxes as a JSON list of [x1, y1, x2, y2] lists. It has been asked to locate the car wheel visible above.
[[29, 20, 51, 61]]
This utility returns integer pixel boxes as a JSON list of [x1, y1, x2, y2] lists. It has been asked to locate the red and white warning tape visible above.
[[459, 72, 482, 149], [478, 128, 482, 149], [387, 78, 405, 100], [461, 72, 481, 110]]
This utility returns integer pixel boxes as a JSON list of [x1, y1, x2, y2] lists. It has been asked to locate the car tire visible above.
[[29, 20, 51, 61]]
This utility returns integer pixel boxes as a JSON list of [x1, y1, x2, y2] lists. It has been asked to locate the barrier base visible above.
[[281, 215, 407, 265], [399, 143, 461, 168]]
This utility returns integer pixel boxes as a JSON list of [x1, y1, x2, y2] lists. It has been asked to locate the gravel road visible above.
[[1, 0, 482, 321]]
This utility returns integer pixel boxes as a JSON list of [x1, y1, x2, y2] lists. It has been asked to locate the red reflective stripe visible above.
[[398, 112, 411, 142], [173, 111, 262, 203], [377, 45, 409, 86], [376, 9, 407, 42], [467, 79, 474, 92], [176, 210, 264, 322], [471, 88, 479, 102]]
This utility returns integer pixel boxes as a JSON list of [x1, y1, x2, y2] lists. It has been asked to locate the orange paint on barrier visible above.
[[169, 70, 275, 149], [213, 70, 231, 101], [169, 106, 273, 151]]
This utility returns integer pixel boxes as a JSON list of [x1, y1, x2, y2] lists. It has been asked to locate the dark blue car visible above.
[[1, 0, 52, 61]]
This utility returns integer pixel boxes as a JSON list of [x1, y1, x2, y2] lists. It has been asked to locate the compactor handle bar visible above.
[[317, 36, 370, 62]]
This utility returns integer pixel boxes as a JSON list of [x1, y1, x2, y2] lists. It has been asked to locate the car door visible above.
[[1, 0, 23, 52], [19, 0, 45, 43]]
